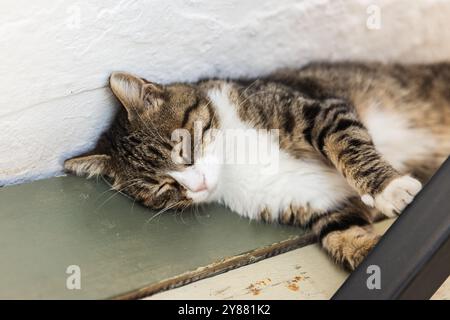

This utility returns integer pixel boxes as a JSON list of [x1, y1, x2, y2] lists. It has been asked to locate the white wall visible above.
[[1, 0, 449, 185]]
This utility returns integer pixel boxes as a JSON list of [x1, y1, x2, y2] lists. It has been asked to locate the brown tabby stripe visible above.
[[146, 145, 164, 159], [143, 176, 159, 185], [181, 97, 200, 127], [202, 103, 214, 134], [301, 103, 321, 145], [302, 212, 325, 229], [317, 213, 368, 241], [282, 109, 295, 134]]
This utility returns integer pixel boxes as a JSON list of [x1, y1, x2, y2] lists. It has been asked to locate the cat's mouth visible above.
[[170, 167, 218, 203], [186, 173, 219, 203], [186, 188, 211, 203]]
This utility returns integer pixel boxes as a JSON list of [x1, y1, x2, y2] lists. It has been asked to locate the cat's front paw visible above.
[[361, 175, 422, 218]]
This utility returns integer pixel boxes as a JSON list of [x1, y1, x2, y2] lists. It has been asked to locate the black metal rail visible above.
[[333, 157, 450, 300]]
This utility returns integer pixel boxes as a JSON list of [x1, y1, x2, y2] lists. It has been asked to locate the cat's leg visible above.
[[308, 200, 378, 271], [274, 199, 378, 270], [320, 225, 379, 271], [301, 99, 422, 217]]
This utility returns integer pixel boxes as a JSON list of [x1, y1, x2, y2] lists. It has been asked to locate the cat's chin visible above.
[[186, 189, 211, 203]]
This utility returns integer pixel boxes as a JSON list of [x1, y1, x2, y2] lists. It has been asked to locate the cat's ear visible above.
[[64, 154, 112, 178], [110, 72, 164, 121]]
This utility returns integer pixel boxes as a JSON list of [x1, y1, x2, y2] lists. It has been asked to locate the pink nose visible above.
[[191, 179, 208, 192], [170, 168, 208, 193]]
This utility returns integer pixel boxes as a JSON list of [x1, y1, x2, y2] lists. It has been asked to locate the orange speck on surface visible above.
[[246, 278, 272, 295], [247, 284, 261, 296], [286, 275, 304, 291], [287, 283, 299, 291]]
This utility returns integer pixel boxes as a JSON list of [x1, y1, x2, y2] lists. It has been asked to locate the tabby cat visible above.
[[65, 62, 450, 270]]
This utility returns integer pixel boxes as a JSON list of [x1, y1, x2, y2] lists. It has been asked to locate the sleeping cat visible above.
[[65, 62, 450, 270]]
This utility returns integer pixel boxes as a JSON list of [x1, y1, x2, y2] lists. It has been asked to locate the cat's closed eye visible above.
[[171, 141, 193, 166], [155, 183, 172, 197], [155, 180, 184, 196]]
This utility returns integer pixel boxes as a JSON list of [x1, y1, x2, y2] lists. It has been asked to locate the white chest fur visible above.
[[202, 85, 354, 220]]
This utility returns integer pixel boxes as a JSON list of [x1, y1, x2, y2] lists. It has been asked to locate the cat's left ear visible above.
[[64, 154, 112, 178], [110, 72, 165, 121]]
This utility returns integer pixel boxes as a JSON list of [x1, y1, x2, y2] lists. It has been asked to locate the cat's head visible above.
[[64, 72, 220, 209]]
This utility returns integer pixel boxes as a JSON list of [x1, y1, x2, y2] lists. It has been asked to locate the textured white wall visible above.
[[1, 0, 449, 185]]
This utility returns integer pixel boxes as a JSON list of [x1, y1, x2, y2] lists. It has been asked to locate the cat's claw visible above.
[[363, 175, 422, 218]]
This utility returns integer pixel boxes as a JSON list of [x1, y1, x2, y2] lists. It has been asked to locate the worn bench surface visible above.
[[0, 176, 311, 299]]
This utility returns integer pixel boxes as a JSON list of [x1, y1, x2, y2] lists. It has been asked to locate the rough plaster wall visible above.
[[0, 0, 449, 185]]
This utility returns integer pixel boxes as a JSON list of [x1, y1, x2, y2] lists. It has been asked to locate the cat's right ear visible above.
[[64, 154, 112, 178], [110, 72, 164, 121]]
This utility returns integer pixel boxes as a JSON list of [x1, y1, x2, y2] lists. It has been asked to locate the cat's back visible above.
[[272, 61, 450, 108]]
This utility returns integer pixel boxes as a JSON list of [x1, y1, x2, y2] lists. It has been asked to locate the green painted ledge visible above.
[[0, 176, 312, 299]]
